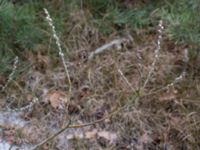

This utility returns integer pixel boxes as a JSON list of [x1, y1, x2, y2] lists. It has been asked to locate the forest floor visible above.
[[0, 26, 200, 150], [0, 6, 200, 150]]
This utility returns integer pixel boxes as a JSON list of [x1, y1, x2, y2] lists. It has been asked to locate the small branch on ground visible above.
[[89, 38, 128, 60], [31, 120, 71, 150]]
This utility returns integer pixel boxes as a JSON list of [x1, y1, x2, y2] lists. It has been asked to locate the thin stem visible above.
[[118, 68, 136, 93], [44, 8, 72, 93], [143, 20, 164, 89], [1, 56, 19, 92]]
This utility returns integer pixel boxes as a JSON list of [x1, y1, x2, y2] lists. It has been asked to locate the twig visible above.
[[31, 120, 71, 150], [118, 68, 136, 93], [89, 38, 127, 60], [8, 144, 13, 150], [43, 8, 72, 93], [7, 97, 39, 113]]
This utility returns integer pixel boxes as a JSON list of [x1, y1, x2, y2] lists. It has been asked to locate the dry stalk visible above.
[[143, 20, 164, 89], [43, 8, 72, 93], [7, 97, 39, 113], [146, 48, 189, 95], [1, 56, 19, 92], [164, 48, 188, 88], [118, 68, 136, 93]]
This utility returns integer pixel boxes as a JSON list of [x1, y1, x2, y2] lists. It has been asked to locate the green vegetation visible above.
[[162, 0, 200, 44], [0, 0, 199, 55], [0, 1, 44, 75]]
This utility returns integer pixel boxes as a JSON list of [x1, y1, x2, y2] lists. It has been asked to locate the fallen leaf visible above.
[[97, 131, 117, 143], [159, 89, 177, 101], [85, 129, 98, 139], [47, 90, 69, 109]]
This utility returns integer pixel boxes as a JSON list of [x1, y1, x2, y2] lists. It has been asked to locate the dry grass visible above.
[[0, 7, 200, 150]]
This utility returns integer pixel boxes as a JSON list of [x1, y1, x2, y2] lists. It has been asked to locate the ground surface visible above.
[[1, 31, 200, 150], [0, 2, 200, 149]]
